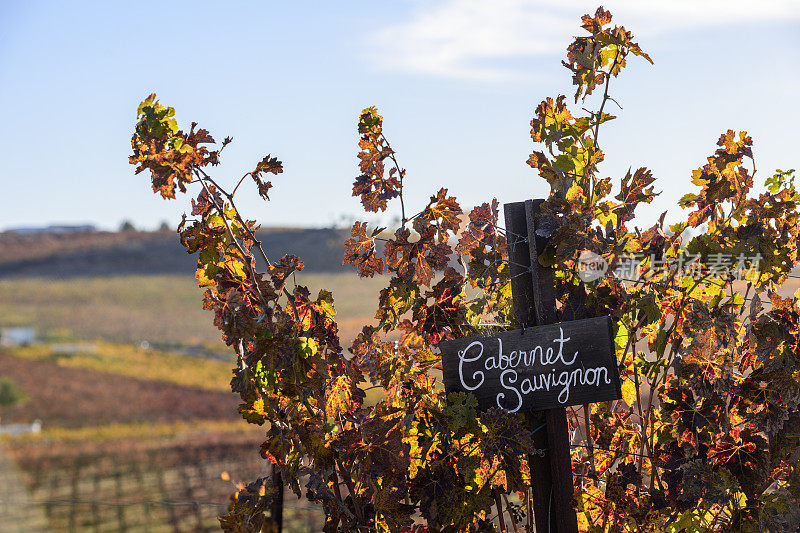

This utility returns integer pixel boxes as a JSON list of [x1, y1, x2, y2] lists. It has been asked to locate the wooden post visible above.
[[269, 465, 284, 533], [503, 200, 578, 533]]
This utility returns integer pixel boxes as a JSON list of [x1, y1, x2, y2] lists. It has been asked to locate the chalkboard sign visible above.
[[440, 316, 620, 412]]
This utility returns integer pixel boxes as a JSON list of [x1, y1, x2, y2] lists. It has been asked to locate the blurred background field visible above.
[[0, 227, 383, 532], [0, 272, 384, 353], [0, 227, 385, 347]]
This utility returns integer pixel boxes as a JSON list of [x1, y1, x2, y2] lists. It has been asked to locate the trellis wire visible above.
[[511, 443, 683, 472], [0, 498, 320, 510], [570, 443, 666, 464], [465, 217, 789, 308], [476, 265, 778, 308], [466, 218, 533, 292], [465, 218, 528, 254]]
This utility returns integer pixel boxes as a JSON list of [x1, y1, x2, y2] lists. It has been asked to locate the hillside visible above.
[[0, 227, 351, 277], [0, 351, 239, 428]]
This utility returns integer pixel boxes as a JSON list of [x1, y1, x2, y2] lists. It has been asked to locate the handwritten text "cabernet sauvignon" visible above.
[[457, 327, 611, 412]]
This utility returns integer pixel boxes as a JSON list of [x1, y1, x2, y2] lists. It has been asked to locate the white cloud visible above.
[[371, 0, 800, 80]]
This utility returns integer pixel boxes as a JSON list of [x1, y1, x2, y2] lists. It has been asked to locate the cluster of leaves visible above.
[[523, 8, 800, 532], [130, 90, 526, 532], [131, 7, 800, 532]]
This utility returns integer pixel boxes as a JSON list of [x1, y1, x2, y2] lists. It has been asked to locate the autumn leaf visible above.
[[615, 167, 657, 225], [343, 221, 384, 277], [414, 188, 462, 241], [679, 130, 754, 227], [621, 379, 637, 407], [269, 254, 304, 287], [130, 94, 215, 199], [250, 154, 283, 200], [412, 268, 467, 344], [563, 7, 652, 103], [455, 200, 503, 257], [352, 106, 402, 212], [384, 227, 450, 287], [325, 374, 365, 419], [374, 277, 420, 329], [191, 185, 223, 216]]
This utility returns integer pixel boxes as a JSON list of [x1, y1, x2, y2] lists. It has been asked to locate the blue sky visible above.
[[1, 1, 798, 231]]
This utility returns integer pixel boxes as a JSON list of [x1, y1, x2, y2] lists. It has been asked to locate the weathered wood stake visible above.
[[504, 199, 578, 533], [269, 465, 283, 533]]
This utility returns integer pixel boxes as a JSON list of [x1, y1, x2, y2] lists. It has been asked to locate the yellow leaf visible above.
[[195, 264, 219, 287], [621, 379, 637, 407], [224, 258, 248, 280]]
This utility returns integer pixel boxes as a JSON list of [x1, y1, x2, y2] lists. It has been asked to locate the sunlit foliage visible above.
[[131, 8, 800, 532]]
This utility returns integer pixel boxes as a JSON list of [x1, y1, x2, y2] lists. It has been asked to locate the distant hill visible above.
[[0, 227, 351, 277]]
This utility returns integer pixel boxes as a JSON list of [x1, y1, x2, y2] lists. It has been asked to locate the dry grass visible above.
[[0, 273, 385, 349], [1, 418, 260, 444], [0, 275, 220, 345], [5, 341, 234, 391]]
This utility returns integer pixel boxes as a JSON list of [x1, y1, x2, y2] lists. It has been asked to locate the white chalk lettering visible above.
[[551, 327, 578, 366], [494, 365, 611, 408], [498, 370, 523, 413], [452, 326, 614, 411], [458, 341, 485, 391]]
